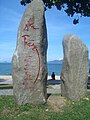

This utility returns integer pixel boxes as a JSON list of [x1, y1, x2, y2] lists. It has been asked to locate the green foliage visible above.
[[20, 0, 90, 24], [0, 92, 90, 120]]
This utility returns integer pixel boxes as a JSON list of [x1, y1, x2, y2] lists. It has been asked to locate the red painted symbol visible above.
[[24, 19, 39, 31], [23, 48, 40, 84], [21, 17, 40, 88], [22, 35, 30, 47], [22, 42, 40, 87]]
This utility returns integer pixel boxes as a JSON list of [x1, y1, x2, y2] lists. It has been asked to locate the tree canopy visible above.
[[20, 0, 90, 24]]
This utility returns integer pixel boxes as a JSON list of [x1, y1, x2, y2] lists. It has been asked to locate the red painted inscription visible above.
[[21, 17, 40, 89], [21, 40, 40, 88], [24, 18, 39, 31]]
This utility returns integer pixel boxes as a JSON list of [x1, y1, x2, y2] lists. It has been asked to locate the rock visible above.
[[12, 0, 48, 105], [61, 34, 88, 101], [47, 95, 68, 112]]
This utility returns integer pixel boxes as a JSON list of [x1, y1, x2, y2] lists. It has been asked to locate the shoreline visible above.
[[0, 75, 12, 81], [0, 75, 61, 95], [0, 75, 60, 81]]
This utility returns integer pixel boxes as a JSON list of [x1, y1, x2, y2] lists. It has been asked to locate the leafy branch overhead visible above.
[[20, 0, 90, 24]]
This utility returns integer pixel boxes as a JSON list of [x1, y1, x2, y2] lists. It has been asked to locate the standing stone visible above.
[[61, 34, 88, 101], [12, 0, 48, 105]]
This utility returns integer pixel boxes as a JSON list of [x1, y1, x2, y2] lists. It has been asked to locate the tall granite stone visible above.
[[12, 0, 48, 105], [61, 34, 88, 101]]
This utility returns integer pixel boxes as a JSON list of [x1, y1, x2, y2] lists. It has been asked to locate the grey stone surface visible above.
[[12, 0, 48, 105], [61, 34, 88, 101]]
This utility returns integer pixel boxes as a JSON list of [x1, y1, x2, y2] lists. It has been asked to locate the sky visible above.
[[0, 0, 90, 62]]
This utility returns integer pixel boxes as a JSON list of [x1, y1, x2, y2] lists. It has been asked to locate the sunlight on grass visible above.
[[0, 92, 90, 120]]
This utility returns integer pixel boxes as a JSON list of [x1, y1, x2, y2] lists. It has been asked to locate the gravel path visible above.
[[0, 89, 13, 95], [0, 87, 61, 96]]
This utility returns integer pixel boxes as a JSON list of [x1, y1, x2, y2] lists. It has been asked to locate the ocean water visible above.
[[0, 63, 90, 76], [0, 63, 12, 75], [0, 63, 62, 76], [47, 63, 62, 75]]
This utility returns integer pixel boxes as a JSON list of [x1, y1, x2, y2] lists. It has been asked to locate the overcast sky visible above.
[[0, 0, 90, 62]]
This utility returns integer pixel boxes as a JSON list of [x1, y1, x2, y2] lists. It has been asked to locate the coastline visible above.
[[0, 75, 60, 81], [0, 75, 61, 95], [0, 75, 12, 81], [48, 75, 60, 80]]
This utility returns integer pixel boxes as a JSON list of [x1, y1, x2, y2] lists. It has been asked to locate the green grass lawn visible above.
[[0, 92, 90, 120]]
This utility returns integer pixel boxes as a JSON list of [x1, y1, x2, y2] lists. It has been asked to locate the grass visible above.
[[0, 92, 90, 120]]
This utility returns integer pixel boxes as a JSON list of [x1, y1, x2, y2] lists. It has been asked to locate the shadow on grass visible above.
[[47, 93, 51, 99], [87, 86, 90, 89]]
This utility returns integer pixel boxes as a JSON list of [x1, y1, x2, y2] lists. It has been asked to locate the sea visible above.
[[0, 63, 62, 76], [0, 63, 90, 76]]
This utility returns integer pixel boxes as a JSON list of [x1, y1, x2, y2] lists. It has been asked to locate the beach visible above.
[[0, 75, 12, 81], [0, 75, 60, 81], [0, 75, 61, 95]]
